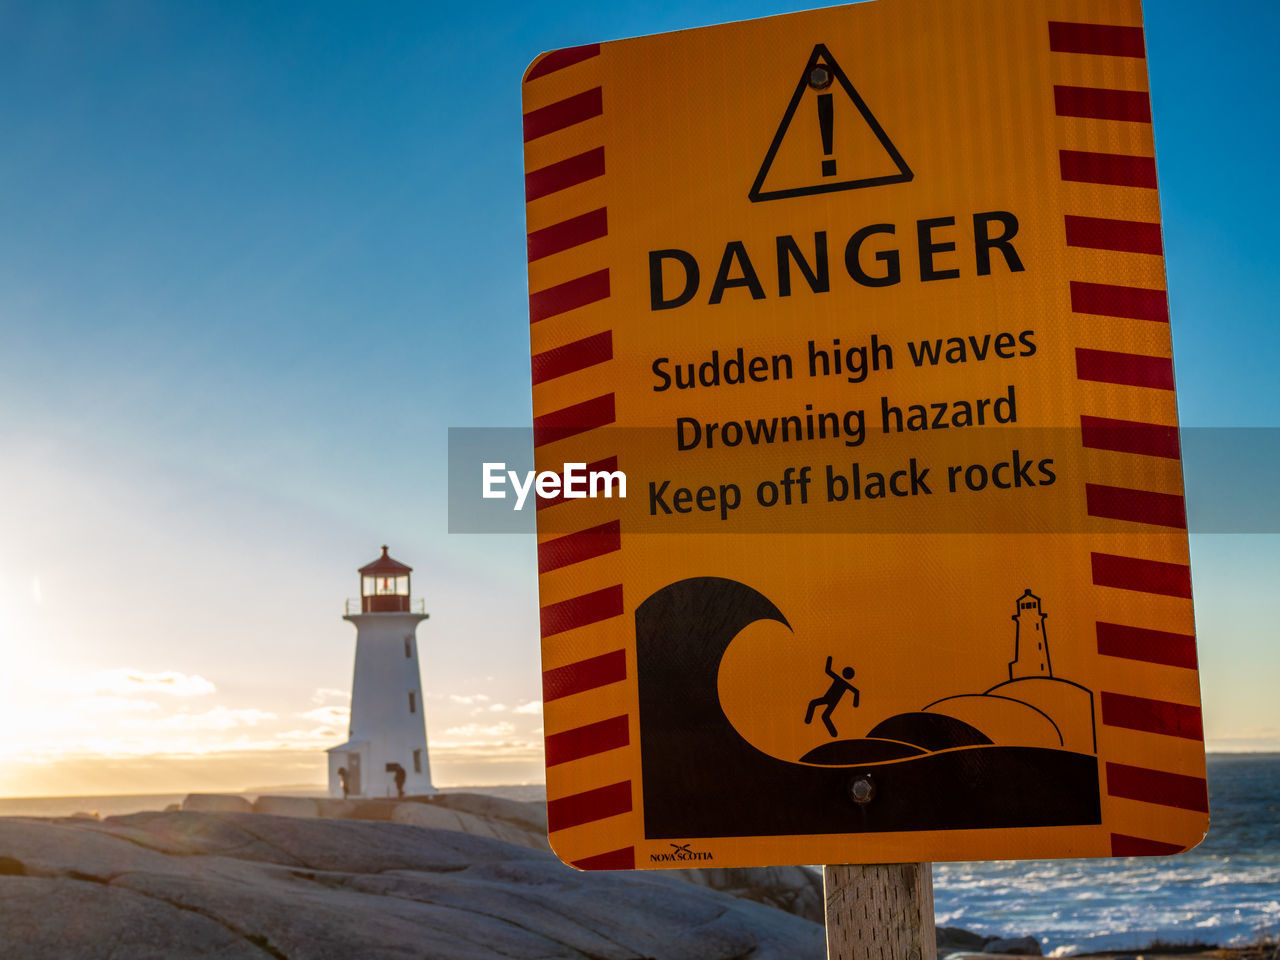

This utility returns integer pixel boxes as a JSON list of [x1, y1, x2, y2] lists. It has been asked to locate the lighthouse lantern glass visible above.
[[362, 576, 409, 597], [358, 552, 413, 612]]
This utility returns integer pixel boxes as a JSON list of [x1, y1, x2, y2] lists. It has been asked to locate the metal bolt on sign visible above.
[[808, 65, 833, 89], [850, 775, 875, 804]]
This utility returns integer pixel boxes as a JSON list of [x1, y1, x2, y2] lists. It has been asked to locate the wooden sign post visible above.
[[824, 863, 936, 960]]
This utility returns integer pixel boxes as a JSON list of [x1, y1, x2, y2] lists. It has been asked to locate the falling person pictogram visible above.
[[805, 655, 860, 737]]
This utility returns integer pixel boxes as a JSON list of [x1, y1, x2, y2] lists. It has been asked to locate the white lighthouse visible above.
[[327, 547, 436, 799]]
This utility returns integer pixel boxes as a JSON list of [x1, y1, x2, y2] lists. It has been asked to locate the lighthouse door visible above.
[[346, 753, 362, 796]]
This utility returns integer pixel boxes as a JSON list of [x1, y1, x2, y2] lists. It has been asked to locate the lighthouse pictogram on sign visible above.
[[1010, 588, 1052, 680]]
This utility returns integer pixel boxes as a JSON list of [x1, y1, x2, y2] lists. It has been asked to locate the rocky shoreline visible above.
[[0, 792, 1265, 959]]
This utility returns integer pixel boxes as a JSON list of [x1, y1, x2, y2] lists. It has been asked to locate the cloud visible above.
[[297, 706, 349, 726], [441, 722, 516, 740], [448, 694, 490, 705], [429, 738, 545, 764], [513, 701, 542, 715], [1206, 732, 1280, 751], [76, 697, 162, 715], [1229, 724, 1278, 738], [155, 708, 276, 731], [66, 669, 217, 698], [0, 702, 357, 763], [0, 711, 546, 769], [266, 728, 347, 751], [488, 703, 508, 712], [310, 688, 348, 704]]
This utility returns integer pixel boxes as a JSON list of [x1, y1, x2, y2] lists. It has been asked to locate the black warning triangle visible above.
[[749, 44, 913, 203]]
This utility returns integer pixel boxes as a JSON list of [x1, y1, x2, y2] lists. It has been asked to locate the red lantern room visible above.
[[358, 546, 413, 613]]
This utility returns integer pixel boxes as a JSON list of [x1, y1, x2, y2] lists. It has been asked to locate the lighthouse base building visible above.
[[327, 547, 436, 799]]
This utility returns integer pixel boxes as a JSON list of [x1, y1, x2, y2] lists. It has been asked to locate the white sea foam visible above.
[[934, 756, 1280, 955]]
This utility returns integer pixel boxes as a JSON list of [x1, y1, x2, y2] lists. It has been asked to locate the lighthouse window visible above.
[[408, 692, 416, 714], [363, 575, 409, 596], [404, 638, 412, 658], [413, 749, 422, 774]]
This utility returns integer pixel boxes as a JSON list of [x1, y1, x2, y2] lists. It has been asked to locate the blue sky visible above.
[[0, 0, 1275, 796]]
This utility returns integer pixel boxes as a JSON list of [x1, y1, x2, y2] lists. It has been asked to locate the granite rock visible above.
[[938, 925, 998, 953], [985, 935, 1043, 955], [0, 811, 825, 959], [252, 796, 319, 818], [183, 793, 253, 814]]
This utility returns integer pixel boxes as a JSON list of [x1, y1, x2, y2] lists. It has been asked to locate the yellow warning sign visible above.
[[523, 0, 1206, 871]]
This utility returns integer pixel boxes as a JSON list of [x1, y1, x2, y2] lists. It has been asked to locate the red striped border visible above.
[[533, 394, 616, 447], [525, 46, 630, 873], [532, 330, 613, 385], [1054, 85, 1151, 123], [1085, 484, 1186, 529], [1106, 762, 1208, 813], [1081, 415, 1180, 459], [1065, 216, 1162, 255], [523, 88, 603, 142], [1060, 150, 1157, 188], [1052, 16, 1202, 857], [528, 208, 608, 262], [538, 520, 622, 574], [547, 781, 632, 832], [1096, 621, 1198, 670], [1071, 280, 1168, 322], [537, 456, 620, 510], [1076, 348, 1174, 389], [529, 269, 611, 324], [1111, 833, 1184, 857], [545, 715, 630, 766], [1091, 552, 1192, 598], [1101, 692, 1203, 741], [572, 846, 635, 870], [526, 147, 606, 202], [525, 44, 601, 82], [543, 649, 627, 702], [540, 584, 624, 638], [1049, 21, 1146, 57]]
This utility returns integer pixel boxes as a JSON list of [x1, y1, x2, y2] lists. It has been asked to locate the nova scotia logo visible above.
[[649, 842, 714, 863]]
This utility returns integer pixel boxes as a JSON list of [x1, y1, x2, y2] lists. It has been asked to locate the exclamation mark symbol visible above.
[[818, 93, 836, 177]]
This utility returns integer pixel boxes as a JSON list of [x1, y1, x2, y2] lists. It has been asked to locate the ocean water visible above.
[[0, 792, 189, 818], [934, 753, 1280, 955], [1, 761, 1274, 954]]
